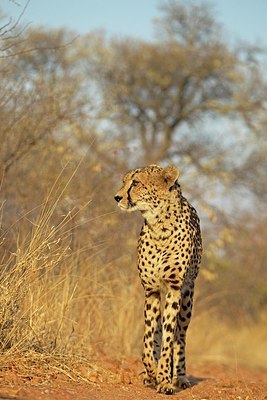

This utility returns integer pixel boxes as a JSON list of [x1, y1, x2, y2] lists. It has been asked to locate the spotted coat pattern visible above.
[[114, 165, 202, 395]]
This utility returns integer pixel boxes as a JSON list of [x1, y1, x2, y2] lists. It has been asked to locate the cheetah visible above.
[[114, 165, 202, 395]]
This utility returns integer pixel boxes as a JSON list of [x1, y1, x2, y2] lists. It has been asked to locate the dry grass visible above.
[[188, 311, 267, 370], [0, 182, 143, 378]]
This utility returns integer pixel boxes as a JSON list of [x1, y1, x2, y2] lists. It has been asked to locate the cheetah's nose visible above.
[[114, 195, 123, 203]]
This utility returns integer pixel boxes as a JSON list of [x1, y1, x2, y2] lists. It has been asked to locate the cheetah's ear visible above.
[[162, 165, 179, 187]]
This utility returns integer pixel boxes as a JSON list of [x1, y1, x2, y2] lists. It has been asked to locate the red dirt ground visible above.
[[0, 358, 266, 400]]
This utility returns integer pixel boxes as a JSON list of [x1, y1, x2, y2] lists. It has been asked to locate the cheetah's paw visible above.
[[156, 381, 175, 395], [140, 370, 156, 387], [177, 376, 191, 390]]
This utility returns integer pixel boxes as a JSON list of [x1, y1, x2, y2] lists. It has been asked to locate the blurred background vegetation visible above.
[[0, 1, 266, 371]]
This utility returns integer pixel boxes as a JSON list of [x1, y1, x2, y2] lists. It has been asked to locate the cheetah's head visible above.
[[114, 165, 179, 214]]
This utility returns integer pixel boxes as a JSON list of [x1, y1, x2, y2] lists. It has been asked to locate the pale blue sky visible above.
[[1, 0, 267, 45]]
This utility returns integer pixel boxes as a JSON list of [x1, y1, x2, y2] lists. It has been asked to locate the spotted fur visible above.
[[114, 165, 202, 395]]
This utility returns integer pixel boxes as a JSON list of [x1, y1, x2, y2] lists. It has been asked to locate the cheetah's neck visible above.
[[141, 191, 182, 240]]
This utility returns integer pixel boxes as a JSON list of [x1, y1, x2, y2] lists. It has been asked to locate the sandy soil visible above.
[[0, 358, 266, 400]]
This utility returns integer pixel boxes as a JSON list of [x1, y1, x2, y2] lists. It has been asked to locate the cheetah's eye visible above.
[[132, 180, 139, 187]]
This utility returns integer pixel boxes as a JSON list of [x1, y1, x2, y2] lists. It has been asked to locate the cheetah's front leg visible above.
[[156, 289, 181, 395], [142, 291, 161, 386]]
